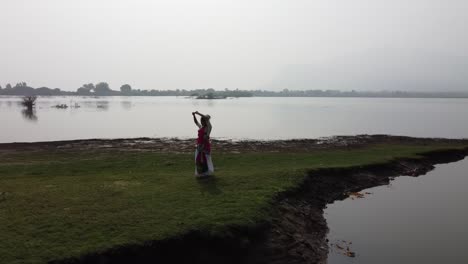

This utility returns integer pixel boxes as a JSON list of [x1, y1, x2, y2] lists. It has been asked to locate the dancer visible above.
[[192, 111, 214, 177]]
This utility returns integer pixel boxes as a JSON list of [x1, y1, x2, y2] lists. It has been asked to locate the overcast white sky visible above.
[[1, 0, 467, 91]]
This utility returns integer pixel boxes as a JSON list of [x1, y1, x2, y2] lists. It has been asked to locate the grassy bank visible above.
[[1, 142, 467, 263]]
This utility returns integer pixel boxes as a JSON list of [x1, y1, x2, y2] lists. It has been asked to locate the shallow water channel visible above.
[[325, 158, 468, 264]]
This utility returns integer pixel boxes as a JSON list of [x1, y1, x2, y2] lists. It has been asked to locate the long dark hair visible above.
[[201, 116, 208, 127]]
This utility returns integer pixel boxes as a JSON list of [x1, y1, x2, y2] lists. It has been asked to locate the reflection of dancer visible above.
[[192, 111, 214, 177]]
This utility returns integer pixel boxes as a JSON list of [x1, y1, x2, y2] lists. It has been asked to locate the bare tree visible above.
[[21, 96, 37, 110]]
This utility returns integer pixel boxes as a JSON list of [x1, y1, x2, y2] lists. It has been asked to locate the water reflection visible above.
[[190, 98, 216, 107], [121, 101, 132, 110], [206, 99, 215, 107], [81, 101, 97, 108], [21, 108, 38, 122], [191, 99, 200, 107], [96, 101, 109, 110]]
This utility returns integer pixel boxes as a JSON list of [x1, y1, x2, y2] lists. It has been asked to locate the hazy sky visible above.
[[1, 0, 467, 91]]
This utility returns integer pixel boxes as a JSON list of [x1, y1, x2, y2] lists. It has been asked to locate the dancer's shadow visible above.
[[197, 176, 222, 195]]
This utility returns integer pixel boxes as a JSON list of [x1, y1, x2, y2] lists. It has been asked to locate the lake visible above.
[[1, 96, 468, 143], [325, 158, 468, 264]]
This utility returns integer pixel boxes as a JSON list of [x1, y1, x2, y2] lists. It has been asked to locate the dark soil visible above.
[[0, 134, 466, 154]]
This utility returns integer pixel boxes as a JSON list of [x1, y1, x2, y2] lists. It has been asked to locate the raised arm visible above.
[[192, 112, 201, 128], [194, 111, 206, 118]]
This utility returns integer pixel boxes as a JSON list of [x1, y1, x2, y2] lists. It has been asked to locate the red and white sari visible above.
[[195, 126, 214, 177]]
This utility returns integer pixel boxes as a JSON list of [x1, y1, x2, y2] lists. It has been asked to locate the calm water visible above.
[[325, 158, 468, 264], [1, 96, 468, 143]]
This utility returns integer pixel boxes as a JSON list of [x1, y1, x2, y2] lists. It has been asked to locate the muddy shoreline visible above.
[[36, 136, 468, 264], [1, 134, 466, 154]]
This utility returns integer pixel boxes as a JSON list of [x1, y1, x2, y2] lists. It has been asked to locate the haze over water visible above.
[[1, 96, 468, 143], [2, 1, 468, 92]]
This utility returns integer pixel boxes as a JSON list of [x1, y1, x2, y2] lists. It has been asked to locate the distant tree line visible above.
[[1, 82, 468, 98], [0, 82, 74, 96], [0, 82, 254, 98], [250, 89, 468, 98]]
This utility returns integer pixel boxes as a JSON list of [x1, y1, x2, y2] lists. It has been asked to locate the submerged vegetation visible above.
[[20, 96, 38, 121], [20, 95, 37, 110], [1, 140, 467, 263], [53, 104, 68, 109]]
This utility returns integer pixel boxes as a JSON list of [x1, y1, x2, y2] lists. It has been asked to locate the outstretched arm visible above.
[[192, 112, 201, 128]]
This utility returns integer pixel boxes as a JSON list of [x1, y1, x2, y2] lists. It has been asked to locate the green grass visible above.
[[1, 143, 467, 264]]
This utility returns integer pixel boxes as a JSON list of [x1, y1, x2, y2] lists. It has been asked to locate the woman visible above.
[[192, 111, 214, 177]]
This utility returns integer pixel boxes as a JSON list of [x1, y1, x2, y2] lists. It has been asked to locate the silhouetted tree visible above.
[[77, 86, 90, 95], [76, 88, 90, 95], [76, 83, 94, 95], [82, 83, 94, 91], [120, 84, 132, 94], [15, 82, 27, 88], [36, 87, 62, 96], [5, 84, 12, 89], [94, 82, 111, 95], [21, 96, 37, 110]]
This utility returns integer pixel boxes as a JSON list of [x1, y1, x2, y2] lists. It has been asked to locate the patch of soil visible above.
[[0, 135, 466, 154]]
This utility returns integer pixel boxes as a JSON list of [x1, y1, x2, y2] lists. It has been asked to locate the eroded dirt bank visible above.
[[249, 148, 468, 264], [46, 140, 468, 264]]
